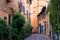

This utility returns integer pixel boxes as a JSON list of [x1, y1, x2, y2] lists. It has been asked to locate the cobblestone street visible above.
[[25, 34, 53, 40]]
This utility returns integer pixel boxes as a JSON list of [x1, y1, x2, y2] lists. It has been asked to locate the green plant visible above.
[[0, 8, 32, 40], [21, 20, 33, 38], [50, 0, 60, 33], [11, 9, 25, 40], [0, 8, 33, 40], [0, 18, 8, 40], [12, 10, 25, 30]]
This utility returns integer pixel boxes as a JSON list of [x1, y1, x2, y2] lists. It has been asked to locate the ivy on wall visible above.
[[50, 0, 60, 33]]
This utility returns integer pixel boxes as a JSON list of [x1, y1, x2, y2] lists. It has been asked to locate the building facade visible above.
[[18, 0, 31, 19], [37, 3, 50, 36], [8, 0, 19, 12], [0, 0, 12, 24], [0, 0, 50, 35], [30, 0, 50, 33], [0, 0, 20, 24]]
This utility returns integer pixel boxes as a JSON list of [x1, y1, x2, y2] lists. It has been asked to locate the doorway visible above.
[[38, 24, 44, 34]]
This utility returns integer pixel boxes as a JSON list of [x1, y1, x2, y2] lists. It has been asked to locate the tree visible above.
[[11, 9, 25, 40], [20, 20, 33, 40], [10, 8, 33, 40], [12, 10, 25, 31]]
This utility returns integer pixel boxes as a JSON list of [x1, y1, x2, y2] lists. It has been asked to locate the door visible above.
[[38, 24, 44, 34], [38, 24, 41, 34], [40, 25, 43, 34]]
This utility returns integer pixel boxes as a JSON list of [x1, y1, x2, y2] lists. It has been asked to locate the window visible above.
[[9, 15, 11, 24], [27, 0, 29, 3], [18, 1, 20, 8], [19, 3, 22, 11], [41, 15, 42, 20], [6, 0, 12, 3], [26, 10, 29, 18], [23, 6, 25, 14], [19, 2, 25, 14], [42, 13, 46, 19], [18, 0, 23, 12], [38, 15, 42, 21], [4, 17, 7, 20], [44, 21, 48, 28]]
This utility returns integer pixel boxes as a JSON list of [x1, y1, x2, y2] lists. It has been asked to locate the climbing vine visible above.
[[50, 0, 60, 33]]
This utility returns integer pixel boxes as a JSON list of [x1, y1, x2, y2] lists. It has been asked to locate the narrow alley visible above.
[[25, 34, 53, 40], [0, 0, 60, 40]]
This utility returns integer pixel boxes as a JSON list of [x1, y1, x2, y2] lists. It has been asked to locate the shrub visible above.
[[20, 20, 33, 39], [12, 10, 25, 31], [50, 0, 60, 33], [0, 18, 8, 40]]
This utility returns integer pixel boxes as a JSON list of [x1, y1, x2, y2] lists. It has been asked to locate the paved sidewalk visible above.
[[25, 34, 53, 40]]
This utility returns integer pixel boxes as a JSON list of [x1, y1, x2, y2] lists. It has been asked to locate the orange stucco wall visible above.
[[30, 14, 38, 33], [30, 0, 50, 33], [38, 11, 50, 36]]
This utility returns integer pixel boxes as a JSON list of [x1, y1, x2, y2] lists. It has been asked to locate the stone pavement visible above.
[[24, 34, 53, 40]]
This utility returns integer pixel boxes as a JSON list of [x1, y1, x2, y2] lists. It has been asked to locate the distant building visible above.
[[37, 3, 50, 36], [30, 0, 50, 33]]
